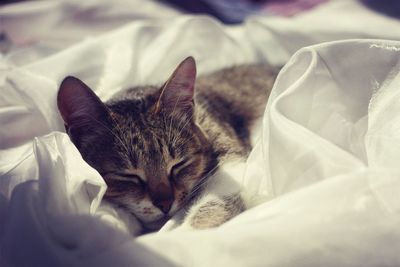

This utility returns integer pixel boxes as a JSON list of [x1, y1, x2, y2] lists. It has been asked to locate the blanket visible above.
[[1, 0, 400, 266]]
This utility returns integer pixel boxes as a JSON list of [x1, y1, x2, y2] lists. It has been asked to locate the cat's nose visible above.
[[154, 199, 173, 214]]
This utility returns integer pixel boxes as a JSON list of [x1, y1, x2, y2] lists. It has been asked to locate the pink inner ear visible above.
[[160, 57, 197, 113], [57, 76, 105, 125]]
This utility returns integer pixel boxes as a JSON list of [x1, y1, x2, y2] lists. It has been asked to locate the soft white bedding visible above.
[[2, 0, 400, 266]]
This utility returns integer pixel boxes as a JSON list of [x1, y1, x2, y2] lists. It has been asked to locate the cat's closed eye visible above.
[[105, 173, 145, 187], [170, 160, 191, 181]]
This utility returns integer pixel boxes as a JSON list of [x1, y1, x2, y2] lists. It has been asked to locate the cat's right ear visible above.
[[57, 76, 109, 130]]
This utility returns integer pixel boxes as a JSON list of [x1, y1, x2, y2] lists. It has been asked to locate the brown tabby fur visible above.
[[57, 57, 277, 233]]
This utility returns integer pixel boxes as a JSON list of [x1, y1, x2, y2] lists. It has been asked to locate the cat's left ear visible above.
[[156, 56, 196, 115]]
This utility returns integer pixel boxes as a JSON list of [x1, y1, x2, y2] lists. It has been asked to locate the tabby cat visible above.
[[57, 57, 277, 234]]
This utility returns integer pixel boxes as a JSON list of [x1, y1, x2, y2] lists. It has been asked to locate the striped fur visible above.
[[58, 57, 277, 233]]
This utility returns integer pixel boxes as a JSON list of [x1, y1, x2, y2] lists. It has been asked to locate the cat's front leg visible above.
[[184, 193, 245, 229], [180, 160, 246, 230]]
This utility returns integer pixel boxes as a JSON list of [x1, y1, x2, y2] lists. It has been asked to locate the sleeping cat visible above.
[[57, 57, 277, 234]]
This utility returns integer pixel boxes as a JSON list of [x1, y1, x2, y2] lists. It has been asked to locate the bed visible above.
[[1, 0, 400, 266]]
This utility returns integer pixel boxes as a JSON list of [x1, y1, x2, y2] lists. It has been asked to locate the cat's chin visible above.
[[143, 216, 170, 231]]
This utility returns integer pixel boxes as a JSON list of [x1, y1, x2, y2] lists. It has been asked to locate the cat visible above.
[[57, 57, 277, 234]]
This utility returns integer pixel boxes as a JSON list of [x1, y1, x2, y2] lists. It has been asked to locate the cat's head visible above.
[[57, 57, 217, 230]]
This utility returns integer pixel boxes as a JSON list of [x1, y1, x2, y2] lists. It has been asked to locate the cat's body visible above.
[[111, 64, 274, 161], [57, 58, 277, 234]]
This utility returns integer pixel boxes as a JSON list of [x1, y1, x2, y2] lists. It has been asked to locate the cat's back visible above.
[[196, 64, 277, 122], [110, 64, 277, 116], [198, 64, 277, 91], [195, 64, 278, 157]]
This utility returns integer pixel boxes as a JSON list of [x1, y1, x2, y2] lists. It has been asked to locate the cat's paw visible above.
[[183, 194, 245, 230]]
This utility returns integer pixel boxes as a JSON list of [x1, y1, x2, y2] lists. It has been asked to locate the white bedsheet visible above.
[[2, 0, 400, 266]]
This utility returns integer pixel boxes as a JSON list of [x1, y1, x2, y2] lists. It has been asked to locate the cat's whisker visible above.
[[183, 163, 221, 204], [167, 114, 174, 144], [173, 134, 197, 149], [111, 120, 135, 158], [162, 113, 171, 143], [169, 112, 196, 147], [170, 91, 184, 118], [176, 112, 194, 134], [165, 93, 186, 143], [167, 91, 193, 145], [128, 127, 136, 161], [171, 115, 192, 147]]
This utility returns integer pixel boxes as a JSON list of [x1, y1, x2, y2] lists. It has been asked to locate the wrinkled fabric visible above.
[[1, 0, 400, 266], [140, 39, 400, 267]]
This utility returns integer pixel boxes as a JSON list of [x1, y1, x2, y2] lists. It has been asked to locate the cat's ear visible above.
[[57, 76, 110, 140], [156, 56, 196, 115]]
